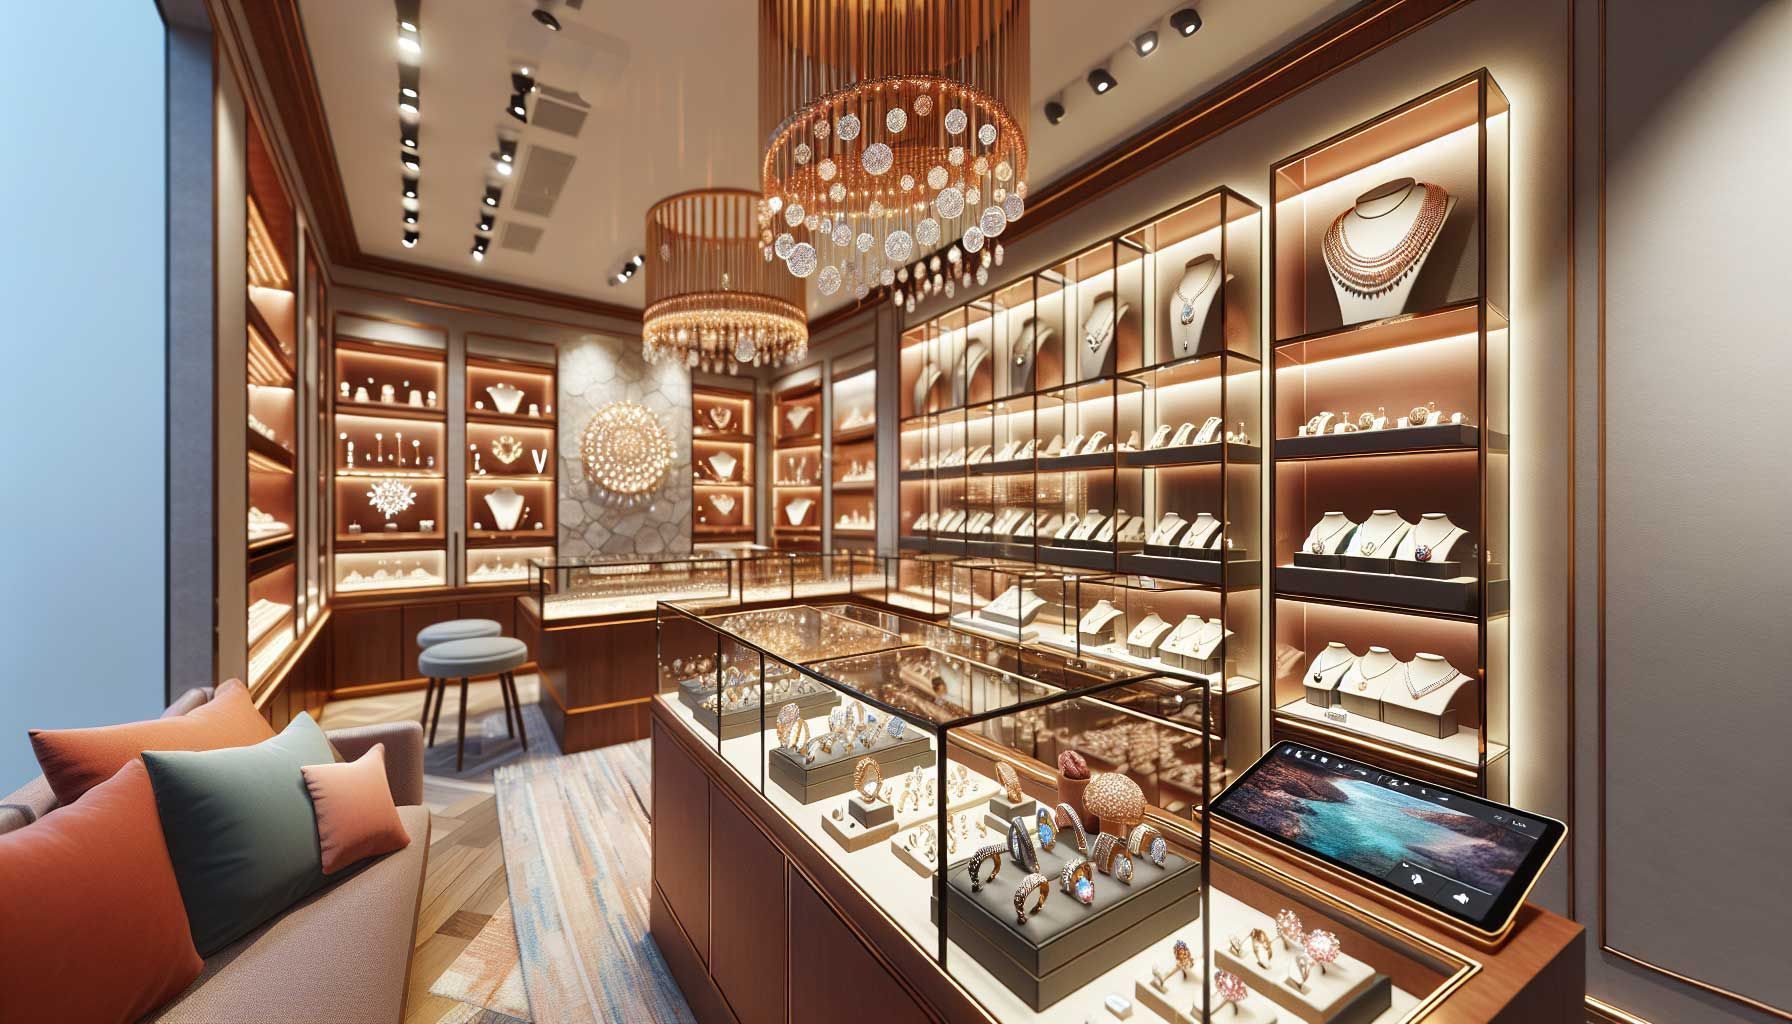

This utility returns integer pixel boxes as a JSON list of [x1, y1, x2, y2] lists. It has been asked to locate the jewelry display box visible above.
[[676, 673, 837, 741], [768, 727, 935, 804], [1269, 69, 1510, 794]]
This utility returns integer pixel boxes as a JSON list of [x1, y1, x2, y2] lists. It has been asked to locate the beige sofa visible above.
[[0, 687, 431, 1024]]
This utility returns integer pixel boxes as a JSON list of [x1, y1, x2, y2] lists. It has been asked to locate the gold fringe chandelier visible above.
[[643, 188, 808, 373], [758, 0, 1029, 307]]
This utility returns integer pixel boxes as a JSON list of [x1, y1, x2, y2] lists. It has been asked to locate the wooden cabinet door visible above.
[[330, 606, 402, 688], [652, 722, 711, 961], [401, 602, 462, 679], [789, 869, 933, 1024], [456, 596, 517, 638], [709, 783, 788, 1024]]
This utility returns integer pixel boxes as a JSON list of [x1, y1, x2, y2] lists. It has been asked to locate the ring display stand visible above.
[[677, 677, 837, 740], [1213, 942, 1390, 1024], [768, 732, 934, 804], [933, 835, 1201, 1010]]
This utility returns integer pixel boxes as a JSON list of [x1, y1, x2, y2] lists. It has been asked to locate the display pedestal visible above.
[[1135, 971, 1281, 1023], [1213, 945, 1389, 1024], [1382, 703, 1457, 739], [984, 793, 1038, 833], [768, 733, 934, 804], [820, 808, 899, 851], [1337, 690, 1382, 721], [678, 677, 837, 740], [932, 839, 1200, 1010], [849, 795, 894, 829]]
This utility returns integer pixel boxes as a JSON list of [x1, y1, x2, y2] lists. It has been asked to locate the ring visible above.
[[1091, 832, 1135, 884], [1127, 823, 1167, 867], [1227, 933, 1244, 957], [887, 716, 907, 740], [802, 735, 828, 765], [1173, 938, 1194, 976], [853, 757, 882, 803], [1008, 817, 1039, 873], [968, 843, 1004, 893], [1035, 807, 1058, 852], [1059, 858, 1094, 905], [1303, 929, 1341, 973], [996, 761, 1024, 804], [1055, 803, 1091, 853], [1285, 951, 1312, 992], [1250, 927, 1274, 968], [1013, 873, 1050, 925], [1276, 908, 1304, 949]]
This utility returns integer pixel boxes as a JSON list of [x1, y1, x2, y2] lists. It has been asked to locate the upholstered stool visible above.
[[416, 619, 502, 739], [417, 636, 529, 771]]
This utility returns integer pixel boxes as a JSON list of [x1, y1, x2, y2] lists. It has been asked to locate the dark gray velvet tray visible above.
[[677, 678, 837, 741], [767, 732, 934, 804], [930, 833, 1201, 1010]]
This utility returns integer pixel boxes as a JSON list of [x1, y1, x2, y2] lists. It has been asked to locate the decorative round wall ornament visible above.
[[579, 401, 675, 497]]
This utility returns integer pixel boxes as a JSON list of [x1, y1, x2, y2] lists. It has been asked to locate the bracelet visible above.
[[1059, 857, 1095, 905], [1055, 802, 1090, 853], [1091, 832, 1135, 885], [996, 760, 1024, 804], [1013, 872, 1050, 925], [853, 757, 883, 803], [1007, 816, 1039, 873], [1127, 823, 1167, 867], [968, 843, 1004, 893], [1034, 806, 1058, 852]]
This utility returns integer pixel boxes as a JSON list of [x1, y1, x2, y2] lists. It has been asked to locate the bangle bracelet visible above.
[[1055, 802, 1090, 853], [968, 843, 1004, 893], [1008, 816, 1039, 873], [1013, 872, 1050, 925], [1034, 806, 1058, 852], [1127, 823, 1168, 867], [1092, 832, 1135, 885], [853, 757, 883, 803], [1059, 857, 1094, 905]]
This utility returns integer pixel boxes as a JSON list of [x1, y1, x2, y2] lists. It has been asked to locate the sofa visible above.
[[0, 687, 431, 1024]]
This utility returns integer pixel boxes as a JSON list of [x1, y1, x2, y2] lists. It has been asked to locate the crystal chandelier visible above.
[[643, 188, 808, 373], [758, 0, 1029, 304]]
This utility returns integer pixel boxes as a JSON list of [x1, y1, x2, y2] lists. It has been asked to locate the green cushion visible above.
[[142, 713, 336, 955]]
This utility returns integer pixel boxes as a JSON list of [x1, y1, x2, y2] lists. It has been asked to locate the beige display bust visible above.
[[1324, 177, 1457, 324], [1167, 253, 1229, 359]]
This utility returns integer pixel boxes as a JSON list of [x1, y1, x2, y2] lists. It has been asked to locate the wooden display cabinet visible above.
[[829, 365, 877, 547], [692, 384, 755, 544], [772, 378, 823, 551]]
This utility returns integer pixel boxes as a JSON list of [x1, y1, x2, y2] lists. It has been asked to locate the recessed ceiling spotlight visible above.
[[531, 8, 561, 31], [1087, 67, 1117, 95], [1044, 98, 1066, 125], [483, 185, 503, 208], [1170, 8, 1202, 37], [401, 151, 420, 173], [1133, 29, 1159, 57], [507, 93, 529, 123], [398, 90, 419, 117], [402, 230, 418, 247], [495, 160, 512, 177], [403, 177, 419, 199]]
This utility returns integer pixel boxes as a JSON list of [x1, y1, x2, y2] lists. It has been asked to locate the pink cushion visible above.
[[301, 744, 411, 875]]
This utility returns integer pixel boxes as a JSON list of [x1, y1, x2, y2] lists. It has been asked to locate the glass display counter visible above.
[[651, 600, 1534, 1023], [527, 554, 737, 621]]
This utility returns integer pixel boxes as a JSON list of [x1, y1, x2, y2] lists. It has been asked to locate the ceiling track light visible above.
[[403, 177, 420, 199], [404, 209, 418, 224], [401, 128, 418, 149], [478, 215, 495, 233], [403, 229, 418, 248], [396, 25, 421, 59], [531, 7, 562, 31], [398, 89, 419, 117], [507, 93, 529, 123], [1044, 98, 1066, 125], [494, 138, 518, 176], [1170, 8, 1202, 37], [401, 151, 421, 173], [511, 71, 536, 95], [483, 185, 503, 208], [1133, 28, 1159, 57], [1087, 67, 1117, 95]]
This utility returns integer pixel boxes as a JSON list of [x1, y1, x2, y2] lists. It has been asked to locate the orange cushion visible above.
[[0, 760, 203, 1022], [29, 679, 275, 806], [301, 743, 411, 874]]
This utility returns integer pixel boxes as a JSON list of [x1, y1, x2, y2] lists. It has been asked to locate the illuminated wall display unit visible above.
[[692, 384, 756, 544], [1268, 70, 1510, 797], [830, 364, 878, 548], [772, 376, 824, 550], [465, 347, 558, 584]]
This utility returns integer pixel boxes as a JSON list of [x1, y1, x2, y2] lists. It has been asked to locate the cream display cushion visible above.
[[417, 636, 528, 679], [415, 618, 502, 648]]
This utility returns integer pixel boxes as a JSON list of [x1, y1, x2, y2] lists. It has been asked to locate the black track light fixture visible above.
[[403, 177, 419, 199], [511, 71, 536, 95], [398, 89, 419, 118], [401, 127, 418, 149], [1044, 98, 1066, 125], [1170, 8, 1202, 37], [478, 212, 495, 232], [483, 184, 503, 209], [401, 151, 420, 173], [494, 138, 518, 177], [403, 229, 419, 248], [1087, 67, 1117, 96], [396, 21, 421, 59], [1133, 29, 1159, 57], [471, 235, 490, 262], [404, 209, 419, 225], [507, 93, 529, 123], [531, 7, 561, 31]]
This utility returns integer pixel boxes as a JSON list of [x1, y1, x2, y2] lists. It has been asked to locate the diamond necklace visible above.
[[1172, 260, 1221, 326], [1405, 662, 1462, 699], [1322, 182, 1449, 296]]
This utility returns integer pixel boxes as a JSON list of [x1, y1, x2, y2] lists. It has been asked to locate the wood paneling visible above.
[[332, 605, 403, 686], [652, 718, 711, 962], [789, 868, 932, 1024], [401, 603, 462, 679], [708, 785, 788, 1024], [456, 597, 517, 639], [651, 884, 739, 1024]]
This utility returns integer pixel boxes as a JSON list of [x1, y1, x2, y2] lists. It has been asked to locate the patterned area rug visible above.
[[430, 900, 532, 1022], [491, 742, 696, 1024]]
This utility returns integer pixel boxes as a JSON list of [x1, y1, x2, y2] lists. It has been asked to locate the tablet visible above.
[[1212, 742, 1565, 936]]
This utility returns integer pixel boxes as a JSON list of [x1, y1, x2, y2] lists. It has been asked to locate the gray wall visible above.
[[0, 8, 167, 783], [1574, 2, 1792, 1021]]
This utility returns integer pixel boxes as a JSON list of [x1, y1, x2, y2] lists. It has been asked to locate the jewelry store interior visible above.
[[5, 2, 1788, 1023]]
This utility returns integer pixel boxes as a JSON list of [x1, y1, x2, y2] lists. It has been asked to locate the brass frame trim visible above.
[[1585, 995, 1652, 1024]]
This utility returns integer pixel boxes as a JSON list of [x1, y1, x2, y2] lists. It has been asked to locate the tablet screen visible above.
[[1212, 743, 1564, 934]]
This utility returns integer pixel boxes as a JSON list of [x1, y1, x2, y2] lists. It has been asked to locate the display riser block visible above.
[[1275, 566, 1479, 617], [1038, 451, 1117, 472], [1038, 544, 1118, 572], [1382, 704, 1457, 740], [951, 612, 1039, 644], [768, 735, 934, 804], [1214, 948, 1389, 1024], [677, 680, 838, 741], [1135, 974, 1280, 1024], [930, 841, 1200, 1011], [970, 458, 1035, 477], [1337, 692, 1382, 720], [1275, 422, 1480, 460], [1121, 441, 1261, 469], [822, 780, 1002, 854], [1304, 685, 1336, 708], [820, 810, 899, 852]]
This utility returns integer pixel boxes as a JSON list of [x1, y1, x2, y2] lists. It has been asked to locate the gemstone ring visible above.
[[1060, 858, 1095, 906], [1035, 807, 1058, 852]]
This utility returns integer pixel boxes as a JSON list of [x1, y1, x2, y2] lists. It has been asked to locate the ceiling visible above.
[[297, 0, 1359, 314]]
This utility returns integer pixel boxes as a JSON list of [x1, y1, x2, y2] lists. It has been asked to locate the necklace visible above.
[[1405, 662, 1461, 699], [1172, 260, 1221, 326], [1308, 517, 1352, 555], [1356, 516, 1405, 555], [1310, 648, 1352, 684], [1410, 517, 1460, 563], [1084, 300, 1115, 352], [1354, 656, 1401, 692], [1322, 182, 1449, 296]]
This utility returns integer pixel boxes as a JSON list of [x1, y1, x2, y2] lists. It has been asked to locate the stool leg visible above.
[[419, 678, 437, 731], [456, 677, 470, 772], [498, 671, 517, 739], [507, 672, 529, 751], [428, 678, 446, 746]]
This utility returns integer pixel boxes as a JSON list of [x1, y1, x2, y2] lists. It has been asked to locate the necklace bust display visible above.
[[1348, 509, 1410, 557], [1307, 642, 1355, 689], [953, 339, 990, 406], [913, 362, 943, 414], [1009, 318, 1054, 393], [1396, 512, 1468, 564], [1322, 177, 1456, 323], [1167, 254, 1225, 358], [1303, 511, 1358, 556], [1078, 292, 1128, 379]]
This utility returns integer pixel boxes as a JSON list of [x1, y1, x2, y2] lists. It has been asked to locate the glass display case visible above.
[[963, 395, 1035, 562], [654, 601, 1480, 1021], [944, 560, 1083, 647], [830, 365, 877, 546], [1032, 379, 1140, 572], [465, 346, 556, 571], [527, 553, 737, 621], [692, 384, 755, 543], [1269, 70, 1510, 796], [773, 377, 824, 551]]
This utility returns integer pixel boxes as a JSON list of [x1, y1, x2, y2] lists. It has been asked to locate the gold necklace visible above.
[[1356, 516, 1405, 555], [1354, 657, 1401, 692], [1323, 182, 1449, 296]]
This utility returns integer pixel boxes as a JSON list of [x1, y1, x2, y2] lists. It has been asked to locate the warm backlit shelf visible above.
[[1273, 424, 1484, 461], [1121, 442, 1261, 469], [332, 402, 445, 423], [468, 410, 556, 429], [1274, 700, 1507, 778], [470, 530, 555, 547], [337, 468, 443, 480], [693, 432, 754, 445], [247, 433, 296, 473], [775, 437, 822, 451], [833, 424, 876, 445], [468, 473, 554, 484], [832, 480, 876, 493], [336, 531, 445, 547]]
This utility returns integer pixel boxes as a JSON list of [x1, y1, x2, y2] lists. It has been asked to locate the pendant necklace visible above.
[[1308, 517, 1353, 555], [1354, 657, 1401, 693], [1322, 181, 1449, 296], [1310, 648, 1353, 685], [1172, 260, 1221, 326], [1410, 518, 1460, 563], [1356, 516, 1405, 555], [1405, 662, 1461, 700], [1085, 303, 1115, 353]]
